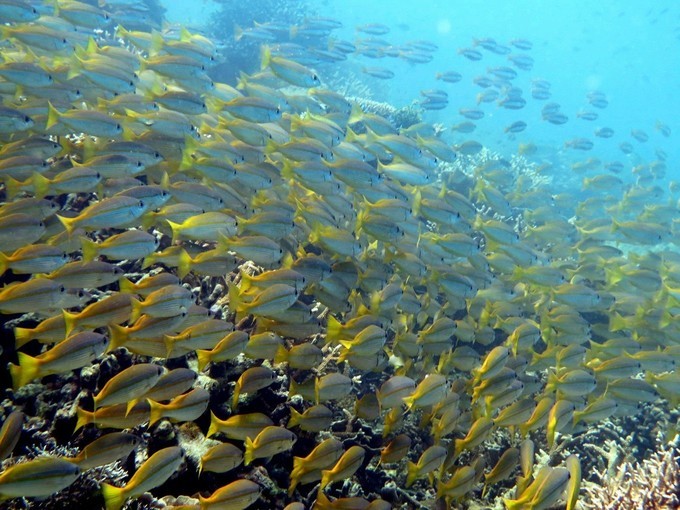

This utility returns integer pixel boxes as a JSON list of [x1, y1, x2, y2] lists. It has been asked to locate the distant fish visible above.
[[356, 23, 391, 35], [655, 120, 671, 137], [587, 91, 609, 108], [458, 47, 483, 61], [362, 66, 395, 79], [505, 121, 527, 133], [631, 129, 649, 142], [576, 110, 598, 121], [594, 127, 615, 138], [488, 66, 517, 80], [452, 121, 477, 133], [509, 38, 533, 50], [435, 70, 462, 83], [619, 142, 634, 154], [459, 107, 485, 120]]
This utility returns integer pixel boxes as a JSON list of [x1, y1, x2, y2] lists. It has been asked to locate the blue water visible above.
[[164, 0, 680, 177]]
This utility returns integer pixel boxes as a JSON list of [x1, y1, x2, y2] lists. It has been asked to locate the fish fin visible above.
[[176, 248, 192, 279], [74, 407, 92, 433], [117, 277, 134, 294], [405, 460, 418, 488], [62, 309, 79, 337], [244, 436, 255, 466], [128, 296, 143, 323], [46, 101, 61, 130], [166, 219, 182, 245], [80, 236, 99, 262], [207, 412, 220, 438], [287, 407, 302, 429], [31, 172, 50, 199], [0, 252, 9, 277], [101, 483, 126, 510], [196, 349, 211, 372], [125, 398, 138, 417], [231, 382, 241, 409], [273, 345, 288, 365], [147, 399, 163, 426], [57, 214, 77, 235], [13, 326, 34, 349], [107, 324, 129, 352], [10, 353, 38, 390], [319, 469, 331, 491]]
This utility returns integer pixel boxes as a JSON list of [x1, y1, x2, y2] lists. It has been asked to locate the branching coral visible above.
[[582, 440, 680, 510]]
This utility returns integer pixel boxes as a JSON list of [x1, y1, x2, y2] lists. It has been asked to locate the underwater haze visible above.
[[165, 0, 680, 171], [2, 0, 680, 509]]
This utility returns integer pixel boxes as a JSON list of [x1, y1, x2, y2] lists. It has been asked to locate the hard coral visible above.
[[583, 440, 680, 510]]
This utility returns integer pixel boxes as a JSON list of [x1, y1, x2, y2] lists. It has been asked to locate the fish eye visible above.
[[139, 200, 145, 207], [136, 161, 143, 167], [24, 115, 31, 123], [116, 124, 122, 130], [59, 285, 66, 292]]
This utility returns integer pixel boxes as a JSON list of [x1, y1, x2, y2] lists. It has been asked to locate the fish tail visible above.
[[244, 436, 255, 466], [10, 354, 38, 390], [453, 438, 464, 459], [231, 382, 241, 409], [326, 315, 343, 344], [179, 149, 195, 171], [177, 248, 192, 279], [117, 276, 134, 294], [74, 406, 92, 433], [67, 52, 83, 81], [128, 296, 143, 324], [273, 345, 288, 365], [206, 412, 220, 438], [79, 236, 99, 262], [0, 252, 9, 276], [147, 399, 163, 426], [164, 335, 175, 359], [166, 219, 182, 246], [57, 214, 77, 234], [114, 25, 128, 40], [280, 159, 295, 182], [196, 349, 211, 372], [13, 326, 34, 349], [124, 398, 138, 417], [101, 483, 127, 510], [4, 176, 25, 201], [46, 101, 61, 130], [63, 309, 79, 337], [260, 45, 271, 71], [150, 30, 164, 55], [288, 377, 299, 397], [319, 469, 331, 491], [287, 407, 302, 428], [227, 282, 242, 316], [233, 24, 244, 42], [336, 347, 350, 364], [405, 461, 418, 488], [107, 324, 129, 352], [347, 103, 363, 125], [31, 172, 50, 199]]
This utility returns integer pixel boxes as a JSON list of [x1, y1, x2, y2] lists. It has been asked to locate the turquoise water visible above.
[[164, 0, 679, 176]]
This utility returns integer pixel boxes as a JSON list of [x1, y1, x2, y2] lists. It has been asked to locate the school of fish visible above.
[[0, 1, 677, 509]]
